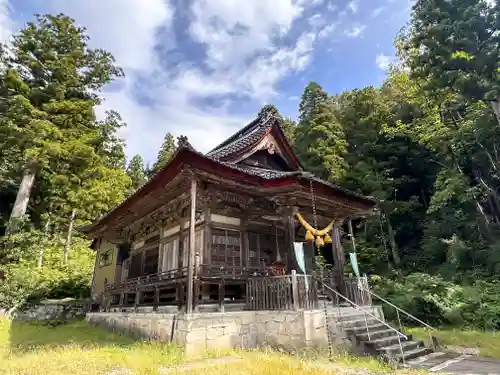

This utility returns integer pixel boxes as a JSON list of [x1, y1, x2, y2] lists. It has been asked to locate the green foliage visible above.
[[0, 229, 94, 309], [406, 0, 500, 102], [373, 273, 500, 330], [126, 154, 147, 193], [295, 82, 347, 181], [150, 133, 177, 176], [0, 13, 128, 228]]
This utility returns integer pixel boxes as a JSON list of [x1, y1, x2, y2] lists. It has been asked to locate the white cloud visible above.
[[347, 0, 358, 13], [43, 0, 172, 73], [318, 22, 338, 39], [20, 0, 321, 163], [189, 0, 304, 71], [344, 24, 366, 37], [0, 0, 12, 42], [372, 6, 385, 17], [308, 13, 326, 28], [375, 53, 395, 70], [326, 2, 338, 12]]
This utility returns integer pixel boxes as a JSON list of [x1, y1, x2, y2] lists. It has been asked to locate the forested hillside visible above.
[[2, 1, 500, 328]]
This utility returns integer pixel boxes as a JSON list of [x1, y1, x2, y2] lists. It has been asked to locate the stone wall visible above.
[[86, 309, 332, 355], [4, 301, 87, 321]]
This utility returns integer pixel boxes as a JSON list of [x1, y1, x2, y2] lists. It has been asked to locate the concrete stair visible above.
[[329, 310, 434, 364]]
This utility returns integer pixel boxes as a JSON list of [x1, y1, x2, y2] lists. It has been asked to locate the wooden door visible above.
[[211, 228, 241, 268]]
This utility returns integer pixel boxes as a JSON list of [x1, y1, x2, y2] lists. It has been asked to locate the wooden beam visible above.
[[186, 177, 197, 315], [332, 219, 346, 295]]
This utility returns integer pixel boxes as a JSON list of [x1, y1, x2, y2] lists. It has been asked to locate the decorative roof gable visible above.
[[206, 113, 301, 171]]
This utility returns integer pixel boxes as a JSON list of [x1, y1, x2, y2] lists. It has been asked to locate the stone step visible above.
[[340, 317, 381, 328], [356, 328, 398, 341], [345, 323, 388, 335], [379, 340, 424, 355], [393, 346, 434, 362], [334, 312, 376, 322], [367, 334, 409, 349]]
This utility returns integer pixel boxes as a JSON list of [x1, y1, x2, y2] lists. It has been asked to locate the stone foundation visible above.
[[3, 301, 86, 321], [86, 306, 385, 355], [87, 309, 331, 354]]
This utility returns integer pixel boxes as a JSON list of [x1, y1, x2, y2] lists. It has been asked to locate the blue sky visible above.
[[3, 0, 412, 164]]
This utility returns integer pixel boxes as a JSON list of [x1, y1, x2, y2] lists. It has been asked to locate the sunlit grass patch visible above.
[[0, 318, 184, 375], [0, 317, 426, 374]]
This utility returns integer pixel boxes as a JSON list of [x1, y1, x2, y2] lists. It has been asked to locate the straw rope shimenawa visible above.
[[295, 212, 334, 248]]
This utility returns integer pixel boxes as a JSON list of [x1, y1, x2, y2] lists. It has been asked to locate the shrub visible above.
[[0, 229, 94, 309], [372, 272, 500, 330]]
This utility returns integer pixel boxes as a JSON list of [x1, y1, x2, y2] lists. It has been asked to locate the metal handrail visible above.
[[359, 285, 437, 351], [360, 287, 437, 332], [322, 282, 408, 364], [322, 283, 407, 340]]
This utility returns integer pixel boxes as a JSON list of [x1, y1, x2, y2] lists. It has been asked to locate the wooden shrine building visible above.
[[81, 110, 376, 313]]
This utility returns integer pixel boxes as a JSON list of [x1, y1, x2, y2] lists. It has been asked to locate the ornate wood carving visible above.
[[119, 193, 190, 241], [215, 190, 254, 209]]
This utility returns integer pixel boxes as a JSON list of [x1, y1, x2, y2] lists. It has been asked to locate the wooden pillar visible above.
[[219, 280, 225, 312], [291, 269, 299, 310], [284, 206, 300, 273], [332, 219, 346, 295], [186, 177, 197, 315], [193, 253, 201, 312], [153, 287, 160, 312]]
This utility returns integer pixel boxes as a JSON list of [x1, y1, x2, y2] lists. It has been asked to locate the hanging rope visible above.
[[295, 212, 334, 248]]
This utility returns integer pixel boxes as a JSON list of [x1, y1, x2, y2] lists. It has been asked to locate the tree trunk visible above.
[[63, 209, 76, 264], [38, 217, 52, 268], [386, 216, 401, 267], [489, 100, 500, 125], [6, 168, 36, 234]]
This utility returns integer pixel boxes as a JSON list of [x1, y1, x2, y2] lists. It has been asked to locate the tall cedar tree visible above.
[[126, 154, 147, 192], [0, 14, 124, 232], [406, 0, 500, 119], [403, 0, 500, 233], [151, 133, 177, 175], [295, 82, 347, 181]]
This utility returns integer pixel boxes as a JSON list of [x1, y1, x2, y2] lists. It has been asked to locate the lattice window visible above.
[[247, 231, 260, 267], [211, 228, 241, 266], [161, 237, 179, 271], [180, 228, 203, 267], [247, 230, 286, 267], [143, 247, 159, 275], [98, 249, 113, 268], [129, 253, 142, 278]]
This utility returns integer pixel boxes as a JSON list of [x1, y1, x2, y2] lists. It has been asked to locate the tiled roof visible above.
[[220, 163, 298, 179], [216, 162, 375, 204], [207, 114, 275, 160], [80, 114, 375, 235]]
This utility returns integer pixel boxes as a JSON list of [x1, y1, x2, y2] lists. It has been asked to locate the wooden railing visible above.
[[197, 264, 267, 279], [344, 274, 372, 306], [103, 265, 372, 311], [246, 272, 318, 310], [104, 264, 268, 292], [104, 267, 189, 292]]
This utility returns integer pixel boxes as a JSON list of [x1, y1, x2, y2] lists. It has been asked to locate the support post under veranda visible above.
[[186, 176, 197, 315], [332, 218, 346, 295]]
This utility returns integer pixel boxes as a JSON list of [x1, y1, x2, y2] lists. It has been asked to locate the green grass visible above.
[[409, 327, 500, 358], [0, 318, 423, 375]]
